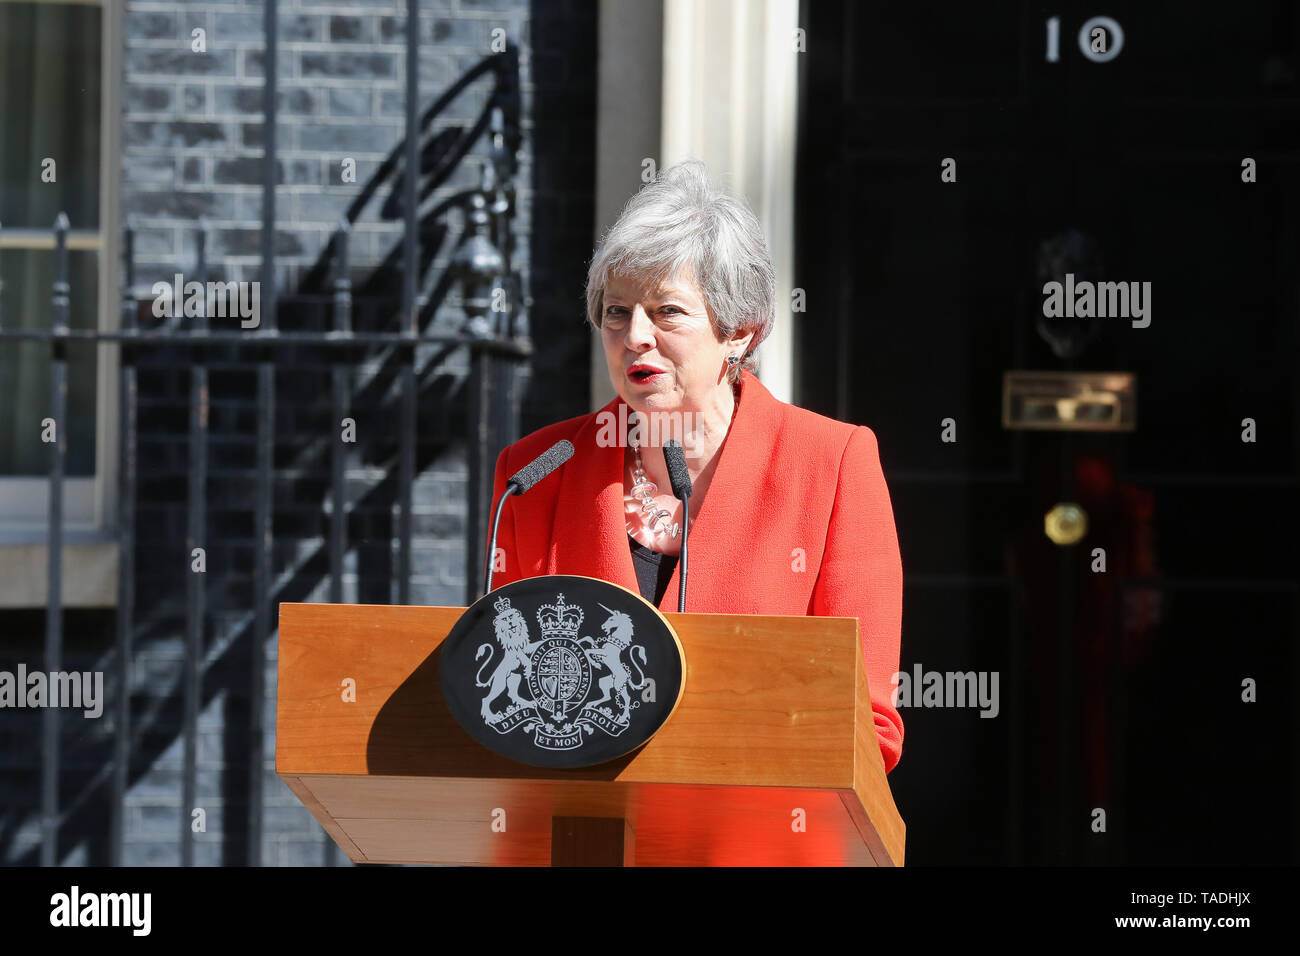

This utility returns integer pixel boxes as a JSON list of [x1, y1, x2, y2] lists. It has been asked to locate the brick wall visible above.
[[1, 0, 596, 866]]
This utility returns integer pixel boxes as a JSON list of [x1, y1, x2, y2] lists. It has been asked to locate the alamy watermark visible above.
[[50, 886, 151, 936], [891, 664, 999, 718], [0, 665, 103, 718], [594, 406, 707, 456], [152, 273, 260, 328], [1042, 272, 1150, 328]]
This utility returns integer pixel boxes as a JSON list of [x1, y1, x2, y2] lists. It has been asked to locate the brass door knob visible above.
[[1044, 503, 1088, 545]]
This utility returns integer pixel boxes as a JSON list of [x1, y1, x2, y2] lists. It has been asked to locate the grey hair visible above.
[[584, 160, 776, 379]]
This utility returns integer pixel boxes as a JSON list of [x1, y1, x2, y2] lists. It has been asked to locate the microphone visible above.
[[662, 440, 692, 613], [483, 439, 574, 594], [509, 439, 575, 494]]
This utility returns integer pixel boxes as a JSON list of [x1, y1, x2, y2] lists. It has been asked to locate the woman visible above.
[[489, 160, 905, 773]]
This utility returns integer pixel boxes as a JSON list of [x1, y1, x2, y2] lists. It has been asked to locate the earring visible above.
[[726, 354, 740, 367]]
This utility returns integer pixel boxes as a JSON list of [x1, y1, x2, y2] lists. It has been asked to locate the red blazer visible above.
[[489, 368, 905, 773]]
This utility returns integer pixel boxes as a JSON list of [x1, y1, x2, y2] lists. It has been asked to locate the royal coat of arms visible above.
[[439, 576, 684, 768], [476, 593, 651, 750]]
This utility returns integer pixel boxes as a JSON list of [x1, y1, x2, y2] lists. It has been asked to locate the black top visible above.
[[628, 534, 678, 607]]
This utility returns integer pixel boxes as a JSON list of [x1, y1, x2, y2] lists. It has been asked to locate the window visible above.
[[0, 0, 120, 540]]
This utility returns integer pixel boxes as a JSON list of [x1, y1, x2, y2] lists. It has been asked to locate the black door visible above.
[[796, 0, 1299, 864]]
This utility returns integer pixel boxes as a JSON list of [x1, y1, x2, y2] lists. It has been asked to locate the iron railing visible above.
[[0, 0, 530, 866]]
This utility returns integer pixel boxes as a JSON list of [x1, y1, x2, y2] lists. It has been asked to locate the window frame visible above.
[[0, 0, 122, 608]]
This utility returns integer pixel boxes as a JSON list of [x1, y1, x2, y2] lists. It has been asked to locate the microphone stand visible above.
[[677, 496, 689, 613], [483, 481, 519, 596], [662, 439, 692, 614]]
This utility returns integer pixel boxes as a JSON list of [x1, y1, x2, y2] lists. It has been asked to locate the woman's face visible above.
[[599, 269, 747, 417]]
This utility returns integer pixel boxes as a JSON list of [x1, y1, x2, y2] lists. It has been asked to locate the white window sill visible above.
[[0, 537, 119, 608]]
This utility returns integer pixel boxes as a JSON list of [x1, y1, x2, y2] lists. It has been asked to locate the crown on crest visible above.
[[537, 593, 583, 637], [493, 595, 514, 616]]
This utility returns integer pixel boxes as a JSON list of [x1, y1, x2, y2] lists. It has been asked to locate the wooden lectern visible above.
[[276, 602, 905, 866]]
